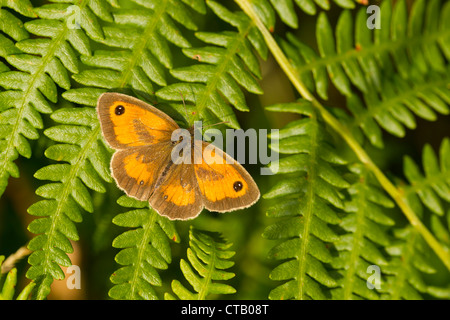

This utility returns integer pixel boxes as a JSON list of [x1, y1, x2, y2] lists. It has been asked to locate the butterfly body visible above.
[[97, 93, 260, 220]]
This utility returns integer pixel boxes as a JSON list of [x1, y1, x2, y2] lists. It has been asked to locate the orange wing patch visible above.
[[160, 181, 197, 206], [149, 161, 203, 220], [195, 162, 249, 202], [109, 101, 173, 147], [97, 93, 179, 149], [111, 146, 172, 201], [122, 152, 157, 186], [193, 141, 258, 213]]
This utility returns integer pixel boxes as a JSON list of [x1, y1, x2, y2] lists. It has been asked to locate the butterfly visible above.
[[97, 93, 260, 220]]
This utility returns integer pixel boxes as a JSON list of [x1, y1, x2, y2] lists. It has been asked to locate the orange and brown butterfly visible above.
[[97, 92, 260, 220]]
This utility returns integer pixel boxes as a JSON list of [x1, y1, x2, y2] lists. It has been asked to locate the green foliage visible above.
[[0, 0, 449, 300], [263, 101, 348, 299], [0, 255, 35, 300], [402, 138, 450, 219], [26, 106, 111, 299], [156, 0, 267, 129], [165, 227, 235, 300], [109, 196, 179, 300], [381, 226, 437, 299], [331, 164, 395, 300]]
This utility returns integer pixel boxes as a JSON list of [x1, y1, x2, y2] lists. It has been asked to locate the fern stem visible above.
[[235, 0, 450, 271], [129, 209, 157, 299], [296, 113, 319, 300]]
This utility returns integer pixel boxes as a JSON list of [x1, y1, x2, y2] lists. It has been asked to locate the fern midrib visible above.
[[195, 17, 253, 120], [296, 116, 319, 300], [128, 210, 157, 299], [197, 244, 216, 300], [117, 0, 168, 88], [351, 76, 449, 129], [38, 126, 101, 300]]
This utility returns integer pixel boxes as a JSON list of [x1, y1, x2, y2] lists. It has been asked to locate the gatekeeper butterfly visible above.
[[97, 93, 260, 220]]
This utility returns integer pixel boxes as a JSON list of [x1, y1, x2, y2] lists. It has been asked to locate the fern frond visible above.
[[165, 227, 235, 300], [26, 105, 112, 300], [156, 0, 267, 129], [72, 0, 200, 99], [401, 138, 450, 244], [262, 101, 349, 300], [0, 0, 112, 197], [381, 227, 437, 300], [331, 163, 395, 300], [346, 69, 450, 149], [0, 255, 35, 300], [109, 196, 179, 300], [279, 0, 450, 101]]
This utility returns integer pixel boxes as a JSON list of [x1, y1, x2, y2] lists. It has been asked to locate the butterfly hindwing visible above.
[[149, 156, 203, 220], [110, 145, 172, 201], [194, 141, 260, 212]]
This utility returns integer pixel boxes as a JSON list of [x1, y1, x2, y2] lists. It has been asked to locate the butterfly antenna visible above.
[[179, 92, 190, 125], [203, 121, 230, 129]]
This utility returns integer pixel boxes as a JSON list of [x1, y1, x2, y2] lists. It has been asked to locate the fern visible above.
[[165, 227, 235, 300], [278, 0, 450, 101], [157, 0, 267, 128], [24, 0, 203, 299], [109, 196, 179, 300], [0, 0, 111, 197], [26, 105, 111, 299], [331, 163, 395, 300], [399, 138, 450, 261], [346, 69, 450, 148], [72, 0, 201, 98], [238, 0, 450, 298], [0, 0, 34, 41], [262, 101, 349, 299]]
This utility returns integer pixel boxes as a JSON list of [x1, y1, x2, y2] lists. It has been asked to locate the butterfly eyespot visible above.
[[139, 180, 144, 185], [233, 181, 243, 192], [163, 195, 168, 200], [115, 104, 125, 115]]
